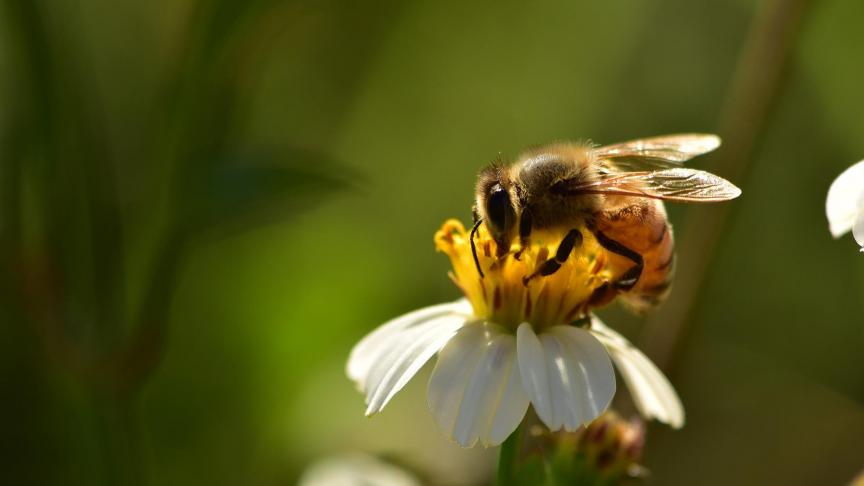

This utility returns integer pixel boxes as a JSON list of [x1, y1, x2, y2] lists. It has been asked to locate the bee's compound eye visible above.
[[487, 183, 513, 230]]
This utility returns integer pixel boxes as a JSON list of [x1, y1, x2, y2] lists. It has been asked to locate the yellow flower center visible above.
[[435, 219, 623, 330]]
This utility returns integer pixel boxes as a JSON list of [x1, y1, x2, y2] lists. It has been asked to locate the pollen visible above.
[[434, 219, 622, 330]]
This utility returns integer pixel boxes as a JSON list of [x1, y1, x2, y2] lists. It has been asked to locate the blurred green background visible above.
[[1, 0, 863, 484]]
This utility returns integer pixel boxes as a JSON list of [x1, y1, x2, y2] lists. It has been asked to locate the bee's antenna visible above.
[[470, 218, 485, 279]]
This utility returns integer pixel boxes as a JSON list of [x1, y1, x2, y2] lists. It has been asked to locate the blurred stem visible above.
[[640, 0, 812, 372], [93, 391, 143, 486], [1, 136, 22, 254], [81, 111, 126, 346], [1, 0, 52, 255], [121, 225, 189, 388], [3, 3, 138, 484], [497, 421, 522, 486]]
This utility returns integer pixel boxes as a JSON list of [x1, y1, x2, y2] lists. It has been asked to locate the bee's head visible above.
[[475, 166, 518, 253]]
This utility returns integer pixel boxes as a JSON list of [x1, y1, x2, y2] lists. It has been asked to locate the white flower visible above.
[[826, 159, 864, 251], [347, 220, 684, 448], [348, 300, 683, 448], [297, 453, 420, 486]]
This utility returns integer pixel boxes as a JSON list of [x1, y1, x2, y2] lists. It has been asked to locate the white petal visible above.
[[298, 454, 420, 486], [517, 324, 616, 432], [347, 299, 471, 387], [541, 326, 616, 431], [428, 325, 487, 436], [854, 210, 864, 251], [516, 323, 556, 429], [486, 349, 531, 446], [590, 318, 685, 428], [428, 323, 528, 447], [826, 159, 864, 238], [362, 314, 466, 415]]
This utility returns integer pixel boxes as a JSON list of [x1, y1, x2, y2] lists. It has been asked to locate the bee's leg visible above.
[[592, 230, 643, 291], [588, 282, 617, 307], [513, 209, 533, 261], [522, 228, 583, 285], [470, 218, 485, 279]]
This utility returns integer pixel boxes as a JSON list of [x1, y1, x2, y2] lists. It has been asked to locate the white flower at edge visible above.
[[347, 299, 684, 448], [297, 453, 420, 486], [826, 159, 864, 251]]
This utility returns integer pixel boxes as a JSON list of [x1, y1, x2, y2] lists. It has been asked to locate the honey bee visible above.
[[472, 134, 740, 312]]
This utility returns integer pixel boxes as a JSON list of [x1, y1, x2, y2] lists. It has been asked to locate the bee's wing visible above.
[[560, 168, 741, 203], [594, 134, 721, 169]]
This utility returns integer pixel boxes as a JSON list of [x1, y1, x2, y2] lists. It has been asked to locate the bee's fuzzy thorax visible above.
[[510, 143, 604, 230]]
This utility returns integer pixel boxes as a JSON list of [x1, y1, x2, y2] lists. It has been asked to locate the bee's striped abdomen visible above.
[[593, 199, 675, 313]]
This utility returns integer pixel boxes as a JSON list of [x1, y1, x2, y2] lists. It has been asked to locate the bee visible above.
[[472, 134, 741, 312]]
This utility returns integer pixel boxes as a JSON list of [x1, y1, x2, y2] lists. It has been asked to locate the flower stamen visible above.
[[435, 219, 624, 331]]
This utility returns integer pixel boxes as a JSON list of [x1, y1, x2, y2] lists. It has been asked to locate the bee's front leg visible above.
[[592, 230, 644, 290], [522, 228, 583, 285]]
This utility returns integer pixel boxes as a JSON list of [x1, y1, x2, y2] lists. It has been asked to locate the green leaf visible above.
[[180, 147, 354, 234]]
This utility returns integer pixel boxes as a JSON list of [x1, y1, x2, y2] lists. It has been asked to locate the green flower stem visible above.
[[497, 421, 523, 486]]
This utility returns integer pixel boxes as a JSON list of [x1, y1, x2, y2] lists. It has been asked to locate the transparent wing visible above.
[[594, 134, 721, 169], [558, 168, 741, 203]]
